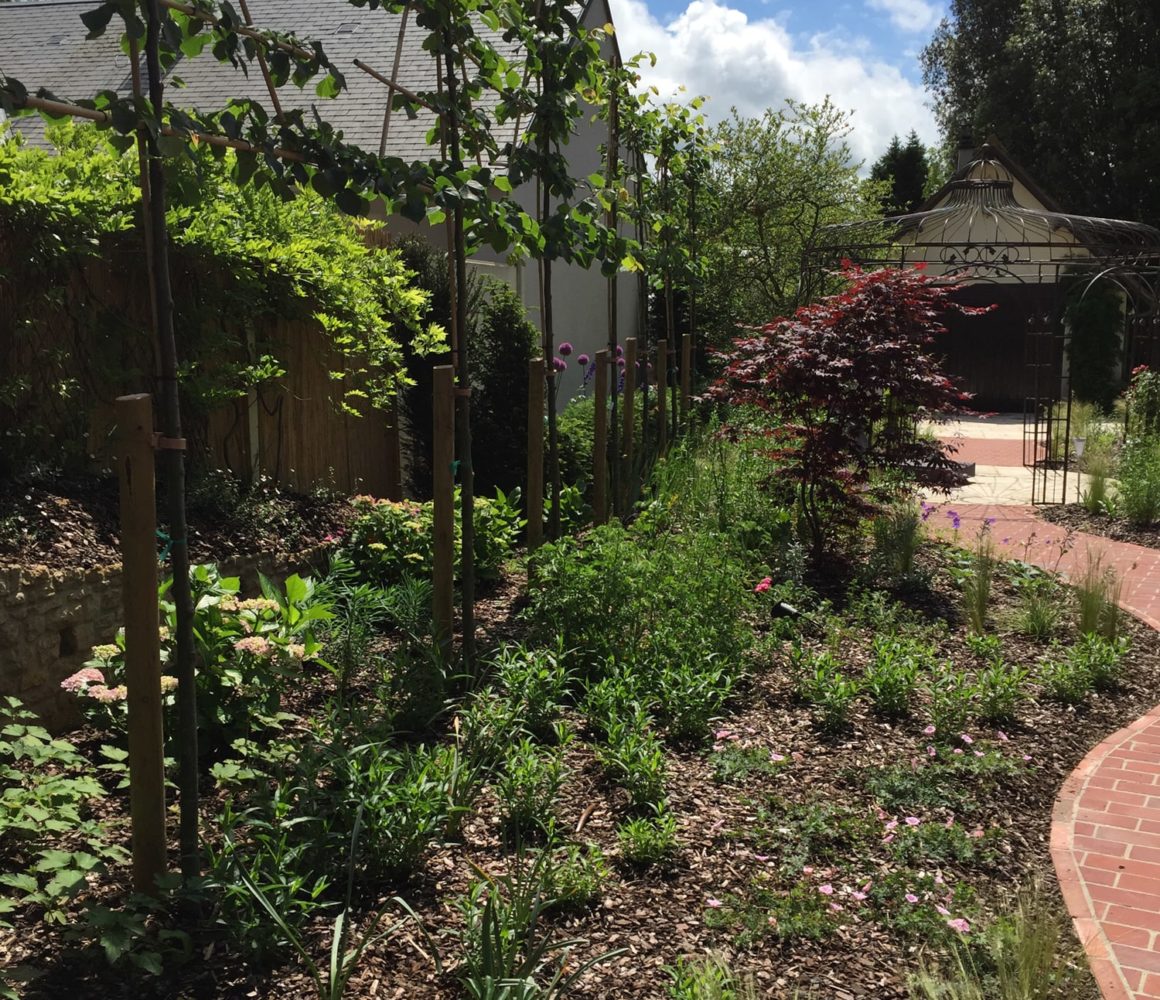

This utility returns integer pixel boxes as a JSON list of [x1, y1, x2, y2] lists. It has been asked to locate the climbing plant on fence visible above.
[[0, 123, 442, 476]]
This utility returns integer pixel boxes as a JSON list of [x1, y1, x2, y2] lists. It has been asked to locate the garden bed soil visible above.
[[8, 548, 1154, 999], [0, 474, 357, 572], [1038, 503, 1160, 551]]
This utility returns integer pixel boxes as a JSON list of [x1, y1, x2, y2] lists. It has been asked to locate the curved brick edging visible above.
[[1051, 708, 1160, 999], [931, 501, 1160, 998]]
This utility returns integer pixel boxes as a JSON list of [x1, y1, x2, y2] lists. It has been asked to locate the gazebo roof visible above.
[[808, 144, 1160, 271]]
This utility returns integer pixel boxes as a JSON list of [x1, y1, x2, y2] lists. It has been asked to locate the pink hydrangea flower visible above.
[[61, 667, 105, 693], [234, 636, 273, 657], [88, 684, 127, 703]]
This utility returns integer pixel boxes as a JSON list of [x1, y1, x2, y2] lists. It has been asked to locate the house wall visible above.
[[381, 0, 642, 411]]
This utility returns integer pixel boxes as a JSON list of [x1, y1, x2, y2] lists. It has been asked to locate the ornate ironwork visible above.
[[801, 145, 1160, 505]]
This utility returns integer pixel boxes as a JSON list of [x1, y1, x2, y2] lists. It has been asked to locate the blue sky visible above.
[[608, 0, 948, 167]]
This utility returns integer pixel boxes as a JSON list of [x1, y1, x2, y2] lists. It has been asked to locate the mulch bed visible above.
[[1038, 503, 1160, 551], [0, 474, 357, 571], [9, 547, 1160, 999]]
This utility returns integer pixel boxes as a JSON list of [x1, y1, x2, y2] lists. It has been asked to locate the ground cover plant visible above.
[[6, 414, 1157, 999]]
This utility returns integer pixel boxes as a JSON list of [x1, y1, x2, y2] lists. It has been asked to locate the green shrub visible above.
[[651, 654, 738, 744], [471, 281, 540, 496], [925, 664, 977, 739], [1071, 634, 1128, 691], [1117, 435, 1160, 527], [974, 657, 1028, 724], [863, 636, 927, 718], [1013, 578, 1061, 642], [494, 738, 567, 837], [526, 521, 749, 678], [616, 807, 679, 866], [596, 707, 668, 811], [0, 698, 127, 926], [543, 843, 610, 911], [493, 642, 573, 741], [791, 647, 859, 733], [344, 488, 521, 586], [64, 565, 332, 756]]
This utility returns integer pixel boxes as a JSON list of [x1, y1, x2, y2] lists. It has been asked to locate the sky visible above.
[[607, 0, 947, 169]]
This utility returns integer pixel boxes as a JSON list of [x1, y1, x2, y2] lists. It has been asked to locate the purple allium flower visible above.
[[559, 342, 573, 357], [577, 353, 590, 366], [615, 345, 624, 358], [552, 356, 567, 372], [617, 357, 627, 368]]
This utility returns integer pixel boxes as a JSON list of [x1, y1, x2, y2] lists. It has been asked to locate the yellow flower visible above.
[[91, 644, 120, 661]]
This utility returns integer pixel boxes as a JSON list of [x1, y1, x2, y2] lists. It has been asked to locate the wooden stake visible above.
[[527, 358, 545, 551], [115, 394, 167, 894], [681, 333, 692, 420], [593, 350, 609, 525], [621, 338, 637, 507], [657, 338, 668, 456], [432, 366, 454, 654]]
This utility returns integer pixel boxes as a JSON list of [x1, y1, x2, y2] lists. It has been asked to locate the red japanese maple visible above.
[[706, 264, 985, 554]]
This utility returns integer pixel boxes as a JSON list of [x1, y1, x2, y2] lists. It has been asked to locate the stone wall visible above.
[[0, 543, 332, 732]]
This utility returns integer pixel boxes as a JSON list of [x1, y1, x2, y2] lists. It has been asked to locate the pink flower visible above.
[[885, 820, 898, 831], [996, 731, 1009, 742], [754, 576, 772, 594], [769, 752, 786, 762], [818, 884, 834, 895], [961, 733, 974, 744], [883, 834, 895, 844], [968, 828, 984, 839], [802, 866, 815, 875], [923, 725, 936, 735], [905, 817, 921, 827], [947, 918, 970, 933], [234, 636, 273, 657], [851, 891, 867, 902], [905, 893, 919, 903], [974, 750, 984, 757], [88, 684, 127, 703], [829, 902, 843, 912], [706, 897, 723, 908], [1023, 754, 1032, 761], [936, 905, 950, 916], [61, 667, 105, 693], [753, 854, 770, 862], [953, 748, 964, 755], [927, 745, 937, 757]]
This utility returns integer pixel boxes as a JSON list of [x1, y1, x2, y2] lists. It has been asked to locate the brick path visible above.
[[930, 501, 1160, 997]]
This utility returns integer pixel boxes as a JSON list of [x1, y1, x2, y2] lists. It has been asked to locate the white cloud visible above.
[[608, 0, 940, 168], [866, 0, 942, 34]]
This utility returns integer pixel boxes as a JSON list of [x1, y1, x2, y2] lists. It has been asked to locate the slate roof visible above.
[[0, 0, 573, 159]]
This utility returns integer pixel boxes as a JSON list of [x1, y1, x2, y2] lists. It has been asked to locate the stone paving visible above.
[[927, 443, 1160, 998]]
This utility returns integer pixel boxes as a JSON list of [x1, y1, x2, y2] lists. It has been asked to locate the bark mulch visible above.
[[7, 549, 1157, 999], [0, 473, 356, 571]]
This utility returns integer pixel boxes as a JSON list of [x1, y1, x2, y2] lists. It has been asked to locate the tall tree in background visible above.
[[870, 130, 929, 215], [923, 0, 1160, 225], [697, 99, 884, 345]]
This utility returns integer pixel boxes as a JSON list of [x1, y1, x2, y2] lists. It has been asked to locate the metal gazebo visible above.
[[802, 144, 1160, 504]]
